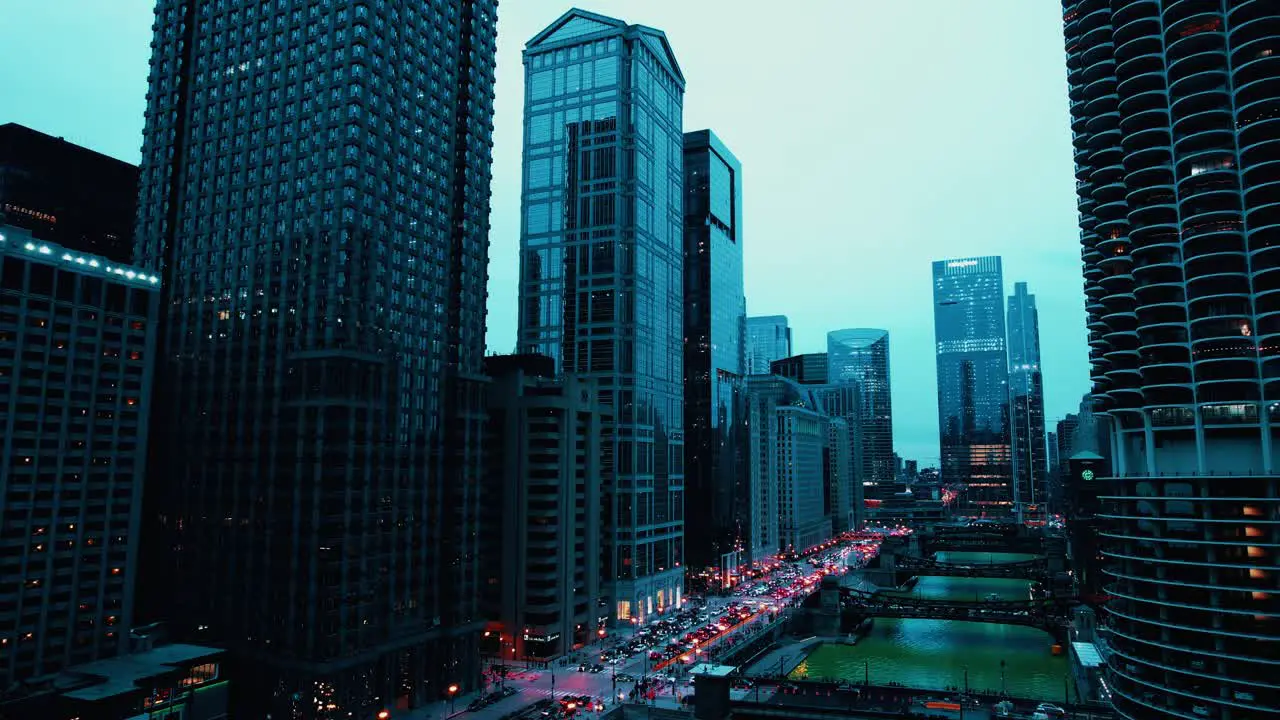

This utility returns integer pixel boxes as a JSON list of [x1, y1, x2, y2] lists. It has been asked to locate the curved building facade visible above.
[[1063, 2, 1279, 718]]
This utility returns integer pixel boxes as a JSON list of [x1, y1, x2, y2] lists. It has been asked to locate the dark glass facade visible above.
[[828, 329, 894, 498], [769, 352, 828, 384], [932, 256, 1011, 506], [133, 1, 497, 716], [1006, 282, 1047, 512], [0, 123, 138, 264], [746, 315, 791, 375], [682, 130, 747, 575], [517, 9, 686, 623], [0, 226, 158, 692], [1062, 3, 1278, 718]]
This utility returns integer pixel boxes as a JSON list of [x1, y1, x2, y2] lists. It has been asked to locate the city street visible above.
[[402, 532, 898, 720]]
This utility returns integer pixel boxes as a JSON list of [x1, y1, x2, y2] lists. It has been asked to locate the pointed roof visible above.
[[526, 8, 685, 88], [527, 8, 624, 50]]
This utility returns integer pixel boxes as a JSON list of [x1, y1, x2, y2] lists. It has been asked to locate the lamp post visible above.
[[963, 666, 969, 695], [1000, 659, 1006, 696], [447, 684, 458, 715], [864, 660, 869, 687]]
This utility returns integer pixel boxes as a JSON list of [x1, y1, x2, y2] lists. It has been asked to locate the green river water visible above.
[[791, 552, 1074, 701]]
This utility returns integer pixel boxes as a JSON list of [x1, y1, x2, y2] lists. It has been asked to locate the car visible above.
[[1035, 704, 1066, 719]]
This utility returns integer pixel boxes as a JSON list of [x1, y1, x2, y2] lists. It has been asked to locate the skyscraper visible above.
[[746, 315, 791, 374], [0, 123, 138, 263], [932, 257, 1011, 507], [1006, 282, 1046, 512], [133, 1, 498, 715], [744, 375, 833, 557], [1063, 4, 1276, 717], [769, 352, 828, 384], [828, 328, 894, 497], [480, 355, 609, 661], [517, 9, 686, 624], [0, 227, 158, 690], [682, 129, 747, 576]]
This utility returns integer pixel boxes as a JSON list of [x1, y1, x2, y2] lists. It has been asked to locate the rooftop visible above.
[[0, 224, 159, 289], [57, 644, 221, 702], [690, 663, 736, 678]]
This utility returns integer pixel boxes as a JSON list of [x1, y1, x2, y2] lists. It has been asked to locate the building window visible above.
[[181, 661, 220, 687]]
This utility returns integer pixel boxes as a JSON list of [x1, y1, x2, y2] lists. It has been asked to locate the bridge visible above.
[[837, 587, 1070, 641], [892, 554, 1049, 583], [918, 523, 1058, 555]]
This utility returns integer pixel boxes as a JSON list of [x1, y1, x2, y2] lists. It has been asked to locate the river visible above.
[[791, 552, 1074, 701]]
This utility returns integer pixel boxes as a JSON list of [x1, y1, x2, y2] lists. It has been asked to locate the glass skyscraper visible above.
[[1006, 282, 1046, 512], [682, 130, 747, 576], [932, 256, 1011, 506], [518, 9, 686, 624], [746, 315, 791, 375], [828, 328, 894, 498], [1063, 4, 1277, 717], [133, 1, 497, 715]]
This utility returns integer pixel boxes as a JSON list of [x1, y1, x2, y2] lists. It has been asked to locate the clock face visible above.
[[1081, 469, 1095, 482]]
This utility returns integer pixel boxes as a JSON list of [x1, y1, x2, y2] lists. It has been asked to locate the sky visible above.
[[0, 0, 1089, 465]]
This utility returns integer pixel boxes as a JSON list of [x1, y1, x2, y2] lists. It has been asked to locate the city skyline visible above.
[[0, 0, 1090, 464]]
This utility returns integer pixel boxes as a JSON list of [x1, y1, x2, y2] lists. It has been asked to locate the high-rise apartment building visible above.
[[0, 226, 158, 690], [517, 9, 686, 624], [932, 257, 1012, 506], [0, 124, 138, 263], [1007, 282, 1047, 511], [133, 1, 498, 715], [480, 355, 609, 662], [681, 129, 747, 578], [1063, 4, 1277, 717], [828, 329, 894, 497], [746, 315, 791, 374]]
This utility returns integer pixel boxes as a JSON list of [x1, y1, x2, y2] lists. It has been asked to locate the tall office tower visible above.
[[746, 315, 791, 374], [480, 355, 608, 662], [828, 329, 894, 497], [1062, 4, 1278, 717], [517, 9, 686, 624], [744, 376, 831, 557], [133, 1, 498, 715], [1045, 430, 1060, 507], [1006, 283, 1047, 511], [769, 352, 828, 384], [0, 124, 138, 263], [681, 130, 747, 579], [767, 352, 865, 526], [0, 227, 158, 689], [826, 418, 856, 533], [932, 257, 1012, 507]]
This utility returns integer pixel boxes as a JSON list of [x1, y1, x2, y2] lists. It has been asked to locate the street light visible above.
[[447, 684, 459, 715]]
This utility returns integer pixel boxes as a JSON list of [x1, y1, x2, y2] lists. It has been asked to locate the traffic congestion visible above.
[[463, 529, 911, 719]]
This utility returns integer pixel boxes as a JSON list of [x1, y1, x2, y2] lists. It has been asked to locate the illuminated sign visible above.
[[1081, 469, 1095, 482], [946, 260, 978, 268]]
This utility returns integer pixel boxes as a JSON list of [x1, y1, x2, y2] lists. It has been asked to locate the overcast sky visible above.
[[0, 1, 1089, 464]]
